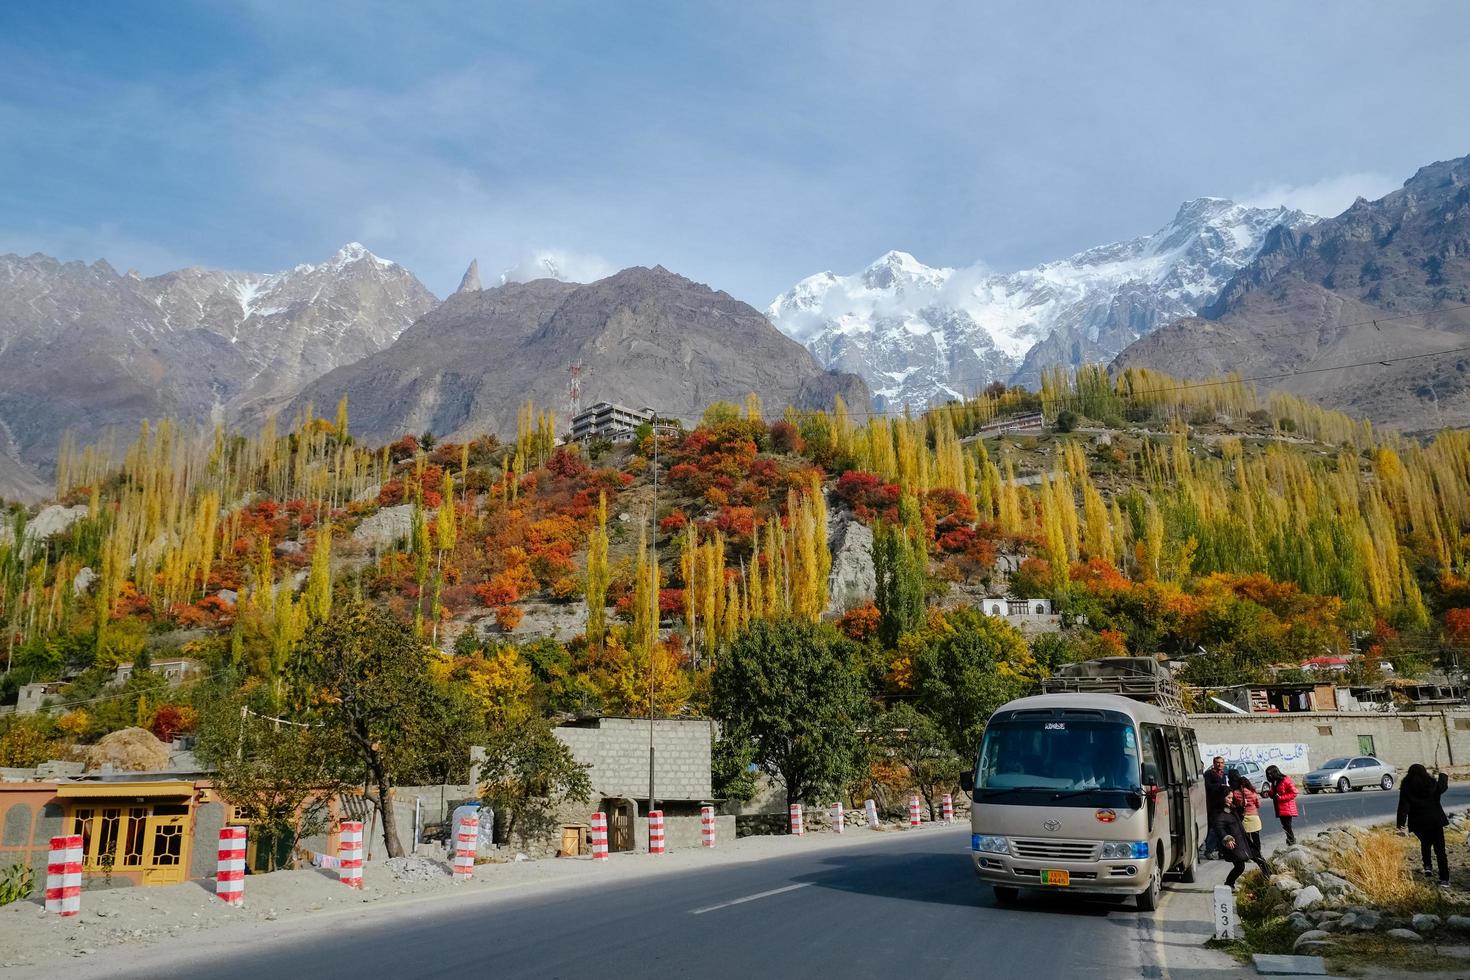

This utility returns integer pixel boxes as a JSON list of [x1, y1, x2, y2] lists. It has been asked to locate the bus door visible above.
[[1163, 729, 1190, 868], [1141, 725, 1180, 867]]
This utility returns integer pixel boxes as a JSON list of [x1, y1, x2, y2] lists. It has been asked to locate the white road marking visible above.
[[690, 881, 813, 915]]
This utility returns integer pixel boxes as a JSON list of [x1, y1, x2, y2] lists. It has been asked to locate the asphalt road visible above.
[[113, 784, 1470, 980]]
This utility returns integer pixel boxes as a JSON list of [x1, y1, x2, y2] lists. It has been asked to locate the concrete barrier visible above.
[[44, 834, 81, 917], [338, 821, 363, 888], [216, 826, 246, 906]]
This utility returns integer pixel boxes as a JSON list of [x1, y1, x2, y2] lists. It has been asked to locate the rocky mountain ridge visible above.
[[287, 265, 870, 446], [769, 199, 1317, 409], [1114, 154, 1470, 432], [0, 244, 436, 495]]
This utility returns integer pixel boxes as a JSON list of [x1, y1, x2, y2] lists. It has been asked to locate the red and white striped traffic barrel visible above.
[[649, 810, 665, 855], [700, 806, 716, 848], [942, 794, 954, 824], [591, 811, 609, 861], [909, 796, 922, 828], [789, 803, 804, 836], [44, 834, 82, 917], [338, 820, 364, 888], [864, 799, 879, 829], [830, 802, 844, 834], [216, 826, 247, 906], [453, 813, 478, 879]]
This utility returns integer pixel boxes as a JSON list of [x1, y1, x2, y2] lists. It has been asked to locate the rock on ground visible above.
[[1292, 885, 1324, 909], [352, 504, 413, 550], [1385, 928, 1423, 942], [1414, 913, 1442, 932], [825, 509, 875, 615]]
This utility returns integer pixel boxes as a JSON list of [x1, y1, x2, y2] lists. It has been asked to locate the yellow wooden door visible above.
[[141, 813, 189, 885]]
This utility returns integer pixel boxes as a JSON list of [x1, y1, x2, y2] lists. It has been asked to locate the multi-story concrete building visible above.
[[570, 402, 654, 443]]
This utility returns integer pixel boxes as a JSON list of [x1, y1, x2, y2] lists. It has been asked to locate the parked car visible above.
[[1302, 756, 1395, 793], [1225, 760, 1265, 782]]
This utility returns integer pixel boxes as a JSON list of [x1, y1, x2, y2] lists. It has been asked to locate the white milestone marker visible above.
[[1213, 885, 1238, 940]]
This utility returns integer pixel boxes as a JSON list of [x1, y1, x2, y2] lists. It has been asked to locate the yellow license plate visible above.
[[1039, 869, 1070, 886]]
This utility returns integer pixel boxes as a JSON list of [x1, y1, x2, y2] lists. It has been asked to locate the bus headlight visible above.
[[1101, 841, 1149, 859], [973, 834, 1010, 854]]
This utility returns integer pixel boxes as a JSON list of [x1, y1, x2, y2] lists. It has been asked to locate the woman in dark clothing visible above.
[[1397, 763, 1450, 886], [1216, 807, 1270, 888]]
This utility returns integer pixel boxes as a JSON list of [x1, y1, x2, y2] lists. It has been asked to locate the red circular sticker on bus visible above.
[[1094, 808, 1117, 823]]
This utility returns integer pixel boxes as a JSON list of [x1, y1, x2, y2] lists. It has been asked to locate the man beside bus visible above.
[[1203, 756, 1230, 859]]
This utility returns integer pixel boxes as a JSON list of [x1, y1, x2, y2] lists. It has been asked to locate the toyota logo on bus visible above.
[[1042, 819, 1061, 832]]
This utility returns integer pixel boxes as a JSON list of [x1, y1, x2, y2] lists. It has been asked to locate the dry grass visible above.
[[1323, 829, 1438, 912]]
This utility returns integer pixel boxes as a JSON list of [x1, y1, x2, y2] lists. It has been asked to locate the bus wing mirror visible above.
[[959, 772, 975, 792], [1145, 784, 1160, 803]]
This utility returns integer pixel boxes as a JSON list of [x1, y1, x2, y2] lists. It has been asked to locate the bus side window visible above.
[[1185, 732, 1202, 779], [1140, 724, 1161, 786], [1166, 730, 1188, 787]]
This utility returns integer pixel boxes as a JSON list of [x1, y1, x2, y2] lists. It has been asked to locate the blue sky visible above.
[[1, 1, 1465, 304]]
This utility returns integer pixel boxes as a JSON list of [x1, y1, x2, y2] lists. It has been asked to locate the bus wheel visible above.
[[1136, 862, 1162, 912], [992, 886, 1020, 905], [1177, 855, 1197, 883]]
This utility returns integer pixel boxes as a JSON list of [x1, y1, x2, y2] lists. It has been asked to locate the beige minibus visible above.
[[962, 679, 1205, 910]]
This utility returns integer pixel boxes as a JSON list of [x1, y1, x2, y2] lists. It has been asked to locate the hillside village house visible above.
[[549, 715, 728, 855], [1, 764, 348, 888]]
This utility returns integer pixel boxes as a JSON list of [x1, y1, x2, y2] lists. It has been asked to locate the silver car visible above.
[[1302, 756, 1395, 794]]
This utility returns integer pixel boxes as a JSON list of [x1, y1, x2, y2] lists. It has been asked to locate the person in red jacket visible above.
[[1262, 765, 1299, 845]]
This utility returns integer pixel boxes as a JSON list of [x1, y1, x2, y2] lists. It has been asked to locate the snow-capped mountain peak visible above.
[[768, 199, 1317, 409]]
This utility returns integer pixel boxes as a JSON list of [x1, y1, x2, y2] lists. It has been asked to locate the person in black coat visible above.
[[1215, 807, 1270, 888], [1397, 763, 1450, 886], [1202, 756, 1231, 858]]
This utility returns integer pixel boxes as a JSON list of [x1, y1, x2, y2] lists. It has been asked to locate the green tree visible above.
[[873, 702, 965, 820], [193, 691, 349, 871], [911, 609, 1031, 758], [711, 618, 869, 810], [874, 519, 925, 648], [289, 597, 470, 857], [476, 716, 592, 849]]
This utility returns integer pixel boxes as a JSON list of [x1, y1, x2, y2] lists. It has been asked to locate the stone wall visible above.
[[554, 717, 714, 801], [1188, 711, 1470, 773]]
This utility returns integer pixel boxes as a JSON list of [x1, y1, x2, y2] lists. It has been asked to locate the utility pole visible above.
[[647, 419, 658, 836]]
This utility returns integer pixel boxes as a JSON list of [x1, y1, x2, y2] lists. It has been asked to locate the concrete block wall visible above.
[[1188, 711, 1470, 773], [555, 718, 714, 801]]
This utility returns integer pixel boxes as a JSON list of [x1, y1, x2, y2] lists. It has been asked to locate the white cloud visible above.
[[498, 248, 616, 285], [1238, 172, 1402, 220]]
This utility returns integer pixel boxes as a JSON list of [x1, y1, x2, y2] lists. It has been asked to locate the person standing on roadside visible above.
[[1228, 774, 1266, 861], [1262, 765, 1299, 846], [1397, 763, 1450, 886], [1203, 756, 1230, 859]]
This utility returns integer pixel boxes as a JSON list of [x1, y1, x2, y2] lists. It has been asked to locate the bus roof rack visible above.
[[1041, 658, 1186, 715]]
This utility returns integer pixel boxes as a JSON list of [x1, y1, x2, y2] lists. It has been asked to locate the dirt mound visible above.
[[84, 727, 169, 772]]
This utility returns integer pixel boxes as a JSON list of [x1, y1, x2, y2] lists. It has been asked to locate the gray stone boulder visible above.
[[1336, 912, 1358, 931], [274, 539, 303, 556], [1351, 910, 1382, 931], [352, 504, 413, 550], [1447, 914, 1470, 931], [825, 509, 875, 615], [1292, 930, 1334, 953], [72, 566, 97, 595], [1315, 872, 1354, 897], [1288, 912, 1314, 932], [1385, 928, 1423, 942], [1291, 885, 1324, 909], [1274, 875, 1303, 893], [1314, 910, 1343, 923], [1412, 913, 1442, 932]]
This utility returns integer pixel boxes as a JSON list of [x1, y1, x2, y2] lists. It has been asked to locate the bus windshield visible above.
[[977, 717, 1141, 796]]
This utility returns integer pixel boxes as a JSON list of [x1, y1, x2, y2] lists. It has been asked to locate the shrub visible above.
[[495, 605, 524, 633], [0, 864, 34, 907], [1330, 829, 1436, 912]]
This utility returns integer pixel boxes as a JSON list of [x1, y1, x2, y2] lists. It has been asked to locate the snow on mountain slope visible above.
[[769, 199, 1318, 409]]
